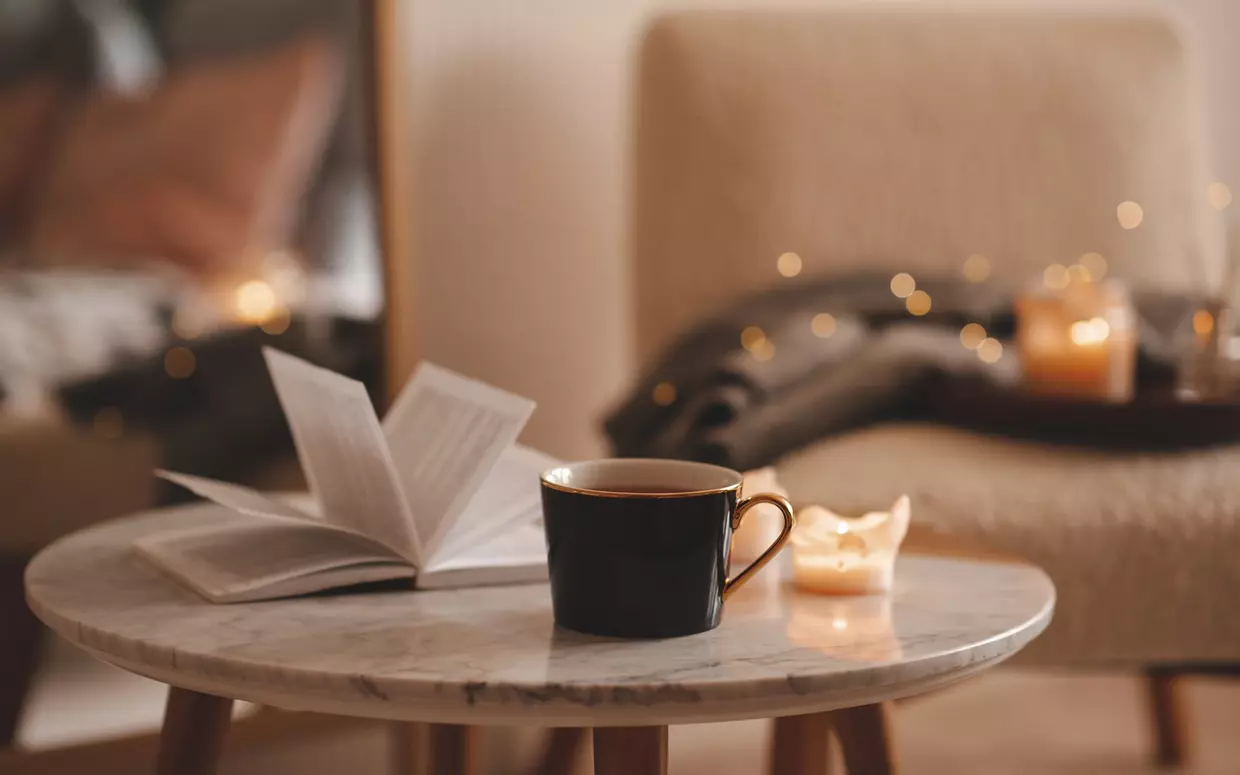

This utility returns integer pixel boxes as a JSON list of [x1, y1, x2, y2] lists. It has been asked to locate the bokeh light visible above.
[[962, 254, 990, 283], [1116, 201, 1144, 229], [890, 273, 916, 299], [164, 347, 196, 379], [1067, 264, 1091, 283], [1043, 264, 1070, 290], [905, 290, 931, 316], [751, 339, 776, 362], [777, 252, 803, 278], [977, 338, 1003, 363], [811, 313, 837, 338], [741, 326, 767, 352], [960, 323, 986, 350], [1069, 317, 1111, 346], [1194, 310, 1215, 338], [261, 307, 292, 335], [1079, 252, 1107, 281], [235, 280, 278, 324], [1208, 182, 1232, 211], [651, 381, 677, 406]]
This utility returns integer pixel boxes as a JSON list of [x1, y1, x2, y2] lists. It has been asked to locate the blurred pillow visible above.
[[26, 35, 342, 273], [0, 75, 61, 238]]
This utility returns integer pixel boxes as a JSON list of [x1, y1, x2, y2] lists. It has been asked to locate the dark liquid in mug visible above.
[[597, 484, 686, 494]]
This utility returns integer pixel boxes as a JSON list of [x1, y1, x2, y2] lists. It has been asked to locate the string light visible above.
[[977, 338, 1003, 363], [1193, 310, 1215, 338], [1043, 264, 1070, 290], [1079, 252, 1107, 281], [741, 326, 767, 352], [651, 381, 677, 406], [889, 273, 916, 299], [1117, 201, 1144, 229], [235, 280, 278, 324], [832, 617, 849, 631], [960, 323, 986, 350], [905, 290, 931, 316], [1208, 182, 1232, 211], [261, 307, 292, 335], [777, 252, 803, 278], [811, 313, 836, 338], [751, 339, 776, 362], [164, 347, 196, 379], [962, 254, 990, 283]]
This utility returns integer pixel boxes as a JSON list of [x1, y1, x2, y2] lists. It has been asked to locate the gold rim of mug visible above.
[[539, 478, 743, 499]]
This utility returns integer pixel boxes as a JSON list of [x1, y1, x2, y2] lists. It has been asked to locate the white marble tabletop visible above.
[[25, 503, 1054, 726]]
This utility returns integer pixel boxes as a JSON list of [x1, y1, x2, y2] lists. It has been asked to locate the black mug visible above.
[[539, 459, 795, 638]]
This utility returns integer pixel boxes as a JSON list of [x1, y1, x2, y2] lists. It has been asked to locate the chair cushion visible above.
[[777, 423, 1240, 665]]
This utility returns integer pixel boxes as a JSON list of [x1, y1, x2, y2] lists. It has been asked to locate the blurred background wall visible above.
[[403, 0, 1239, 459]]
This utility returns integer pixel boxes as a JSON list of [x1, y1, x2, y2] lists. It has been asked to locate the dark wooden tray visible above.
[[927, 376, 1240, 449]]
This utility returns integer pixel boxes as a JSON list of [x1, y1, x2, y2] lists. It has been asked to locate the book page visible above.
[[135, 516, 413, 603], [382, 362, 535, 561], [430, 444, 556, 565], [156, 471, 314, 521], [418, 519, 547, 589], [263, 348, 420, 563]]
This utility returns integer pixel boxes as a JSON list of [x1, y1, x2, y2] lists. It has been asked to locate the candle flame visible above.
[[1069, 317, 1110, 346]]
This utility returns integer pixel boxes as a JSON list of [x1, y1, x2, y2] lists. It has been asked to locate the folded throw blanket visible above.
[[604, 274, 1204, 470]]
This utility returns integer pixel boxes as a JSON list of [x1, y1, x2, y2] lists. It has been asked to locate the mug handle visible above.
[[723, 493, 795, 600]]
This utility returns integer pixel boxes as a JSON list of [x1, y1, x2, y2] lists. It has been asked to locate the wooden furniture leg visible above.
[[0, 555, 42, 747], [427, 724, 474, 775], [593, 726, 667, 775], [527, 728, 586, 775], [832, 702, 898, 775], [771, 712, 833, 775], [155, 687, 234, 775], [1146, 668, 1191, 768]]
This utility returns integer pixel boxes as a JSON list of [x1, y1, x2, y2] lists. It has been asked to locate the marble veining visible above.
[[25, 503, 1055, 726]]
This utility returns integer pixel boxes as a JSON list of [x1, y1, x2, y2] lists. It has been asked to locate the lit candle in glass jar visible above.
[[790, 496, 910, 595], [1016, 280, 1136, 401]]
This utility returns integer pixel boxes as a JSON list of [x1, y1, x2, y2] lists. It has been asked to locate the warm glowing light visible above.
[[1043, 264, 1070, 290], [832, 617, 849, 631], [751, 339, 776, 362], [164, 347, 196, 379], [1079, 252, 1107, 281], [1209, 182, 1232, 211], [977, 338, 1003, 364], [835, 521, 850, 535], [1193, 310, 1215, 338], [1069, 317, 1111, 346], [962, 254, 990, 283], [777, 252, 803, 278], [889, 273, 916, 298], [1067, 264, 1092, 283], [741, 326, 767, 352], [93, 407, 124, 439], [811, 313, 836, 338], [261, 307, 291, 335], [905, 290, 931, 316], [960, 323, 986, 350], [1117, 201, 1144, 229], [235, 280, 278, 324], [652, 381, 677, 406]]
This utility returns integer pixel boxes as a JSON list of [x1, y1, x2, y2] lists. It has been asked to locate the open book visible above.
[[136, 348, 556, 603]]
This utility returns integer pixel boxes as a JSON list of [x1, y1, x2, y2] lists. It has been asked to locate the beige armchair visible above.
[[634, 5, 1233, 768]]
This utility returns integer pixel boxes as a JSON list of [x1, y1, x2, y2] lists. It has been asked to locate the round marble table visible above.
[[25, 503, 1054, 774]]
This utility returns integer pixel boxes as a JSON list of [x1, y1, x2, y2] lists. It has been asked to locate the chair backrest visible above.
[[632, 6, 1223, 361]]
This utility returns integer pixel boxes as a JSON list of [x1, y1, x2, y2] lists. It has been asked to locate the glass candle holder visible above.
[[1016, 280, 1137, 401]]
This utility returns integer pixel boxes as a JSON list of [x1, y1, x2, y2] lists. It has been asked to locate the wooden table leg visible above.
[[832, 702, 898, 775], [593, 726, 667, 775], [427, 724, 475, 775], [771, 712, 833, 775], [155, 686, 234, 775], [527, 728, 587, 775], [0, 555, 41, 748], [1145, 668, 1191, 768]]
